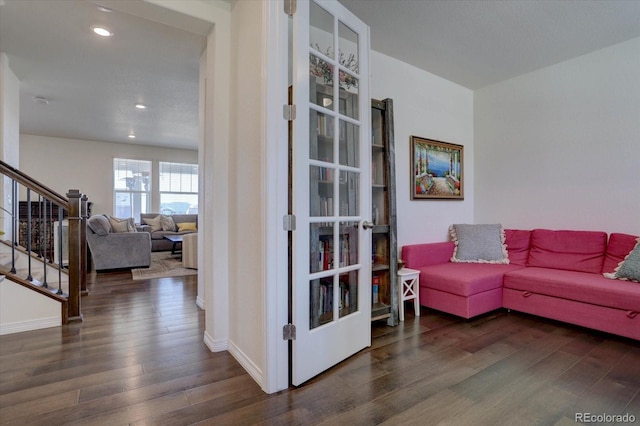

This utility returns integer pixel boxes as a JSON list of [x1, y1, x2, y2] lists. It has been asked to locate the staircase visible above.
[[0, 160, 88, 335], [0, 240, 70, 292]]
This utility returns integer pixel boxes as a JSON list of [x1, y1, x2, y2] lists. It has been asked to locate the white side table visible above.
[[397, 268, 420, 321]]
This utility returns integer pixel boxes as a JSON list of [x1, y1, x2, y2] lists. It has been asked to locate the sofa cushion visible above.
[[142, 215, 162, 231], [159, 215, 177, 232], [87, 215, 111, 236], [148, 230, 196, 240], [419, 263, 525, 297], [602, 233, 640, 274], [177, 222, 197, 232], [108, 216, 136, 233], [504, 229, 531, 266], [449, 224, 508, 264], [171, 214, 198, 225], [527, 229, 607, 274], [504, 267, 640, 312], [402, 242, 455, 268]]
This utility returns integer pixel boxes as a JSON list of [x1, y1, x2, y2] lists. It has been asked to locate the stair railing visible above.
[[0, 160, 87, 322]]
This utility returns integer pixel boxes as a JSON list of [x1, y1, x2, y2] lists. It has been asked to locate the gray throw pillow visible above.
[[87, 215, 112, 236], [449, 223, 509, 264], [604, 239, 640, 283], [160, 215, 177, 232]]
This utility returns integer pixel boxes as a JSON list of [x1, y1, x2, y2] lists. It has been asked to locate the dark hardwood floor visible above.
[[1, 270, 639, 425]]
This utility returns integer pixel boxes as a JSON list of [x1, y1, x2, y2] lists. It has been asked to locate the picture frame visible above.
[[410, 136, 464, 200]]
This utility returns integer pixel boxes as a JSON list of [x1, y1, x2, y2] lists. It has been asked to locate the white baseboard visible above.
[[195, 296, 205, 310], [201, 334, 265, 392], [203, 330, 228, 352], [0, 316, 61, 335], [228, 339, 264, 390]]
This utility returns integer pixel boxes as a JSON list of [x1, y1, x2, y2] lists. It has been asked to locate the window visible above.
[[113, 159, 151, 218], [113, 159, 198, 218], [159, 162, 199, 214]]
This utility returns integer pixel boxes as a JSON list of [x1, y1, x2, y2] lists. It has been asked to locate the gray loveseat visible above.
[[139, 213, 198, 252], [86, 215, 151, 271]]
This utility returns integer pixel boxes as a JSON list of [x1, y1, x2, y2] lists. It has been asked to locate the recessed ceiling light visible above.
[[91, 26, 113, 37], [96, 4, 112, 12], [135, 104, 147, 110], [128, 134, 136, 139]]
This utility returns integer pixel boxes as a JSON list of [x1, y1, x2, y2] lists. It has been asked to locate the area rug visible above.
[[131, 252, 197, 280]]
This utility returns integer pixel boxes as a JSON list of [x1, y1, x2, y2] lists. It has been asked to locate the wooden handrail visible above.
[[0, 160, 69, 208]]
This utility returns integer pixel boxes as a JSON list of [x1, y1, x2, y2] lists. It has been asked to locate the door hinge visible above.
[[283, 324, 296, 340], [284, 0, 296, 16], [283, 104, 296, 121], [283, 214, 296, 231]]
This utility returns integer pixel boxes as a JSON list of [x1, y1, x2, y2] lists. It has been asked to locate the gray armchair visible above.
[[86, 215, 151, 271]]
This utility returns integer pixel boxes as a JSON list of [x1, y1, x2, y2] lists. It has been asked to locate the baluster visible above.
[[49, 199, 54, 263], [10, 180, 17, 273], [57, 207, 64, 295], [41, 197, 48, 288], [37, 195, 43, 258], [26, 189, 33, 281]]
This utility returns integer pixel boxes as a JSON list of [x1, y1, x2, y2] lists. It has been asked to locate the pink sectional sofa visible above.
[[402, 229, 640, 340]]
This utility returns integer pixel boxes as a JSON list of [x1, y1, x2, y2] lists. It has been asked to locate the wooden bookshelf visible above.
[[371, 98, 398, 325]]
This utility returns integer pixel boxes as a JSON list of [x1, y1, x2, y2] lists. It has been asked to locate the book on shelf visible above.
[[319, 196, 334, 216], [317, 239, 333, 271], [317, 113, 334, 138], [339, 235, 350, 267], [321, 240, 331, 270], [318, 167, 333, 181], [372, 275, 380, 304], [339, 282, 350, 310], [318, 280, 333, 316]]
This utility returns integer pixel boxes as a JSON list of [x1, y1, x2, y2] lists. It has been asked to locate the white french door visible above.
[[291, 0, 372, 385]]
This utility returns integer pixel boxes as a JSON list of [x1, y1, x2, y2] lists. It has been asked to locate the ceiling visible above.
[[1, 1, 639, 151], [341, 0, 640, 90], [0, 0, 210, 150]]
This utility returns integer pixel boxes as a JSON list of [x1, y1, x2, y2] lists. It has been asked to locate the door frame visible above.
[[263, 0, 292, 394]]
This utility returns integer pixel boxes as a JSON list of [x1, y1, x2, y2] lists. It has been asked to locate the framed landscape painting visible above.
[[410, 136, 464, 200]]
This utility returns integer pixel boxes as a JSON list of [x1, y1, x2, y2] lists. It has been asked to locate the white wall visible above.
[[20, 134, 197, 215], [0, 53, 21, 236], [0, 278, 61, 335], [371, 51, 475, 247], [227, 0, 265, 384], [0, 53, 20, 166], [474, 37, 640, 236]]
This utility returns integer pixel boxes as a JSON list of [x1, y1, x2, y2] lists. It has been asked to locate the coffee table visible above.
[[163, 235, 183, 257]]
